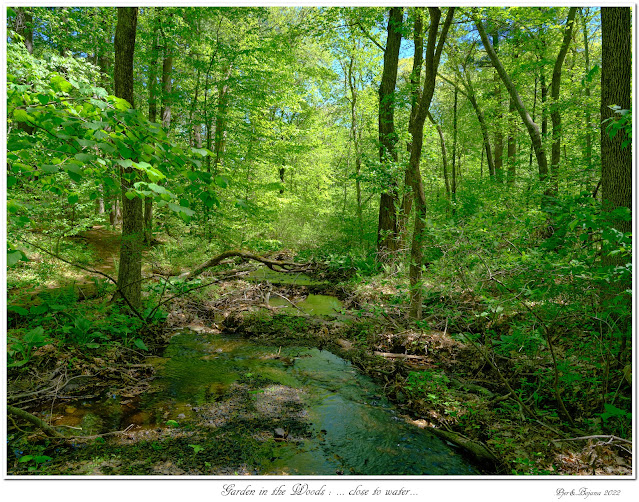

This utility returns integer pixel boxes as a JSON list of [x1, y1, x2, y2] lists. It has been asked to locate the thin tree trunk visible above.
[[376, 7, 403, 262], [492, 31, 504, 182], [475, 18, 548, 180], [15, 7, 33, 54], [507, 96, 517, 184], [144, 24, 160, 245], [408, 7, 454, 319], [114, 6, 142, 312], [550, 7, 578, 194], [428, 112, 450, 200], [160, 54, 173, 131], [399, 8, 424, 245], [581, 8, 594, 178], [347, 56, 364, 241], [213, 65, 232, 174], [452, 84, 458, 206]]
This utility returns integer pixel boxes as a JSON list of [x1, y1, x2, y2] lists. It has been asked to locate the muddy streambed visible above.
[[41, 325, 479, 476]]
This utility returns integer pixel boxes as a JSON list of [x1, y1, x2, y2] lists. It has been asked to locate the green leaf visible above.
[[8, 305, 29, 316], [97, 142, 116, 154], [50, 75, 73, 93], [166, 420, 179, 428], [41, 164, 60, 174], [214, 175, 230, 188], [76, 138, 96, 148], [133, 338, 149, 351], [7, 250, 23, 267], [117, 159, 133, 168], [68, 194, 79, 205], [74, 153, 97, 163], [13, 109, 32, 123], [7, 176, 17, 188], [86, 343, 100, 349]]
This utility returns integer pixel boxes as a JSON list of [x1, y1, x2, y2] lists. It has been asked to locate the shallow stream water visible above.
[[49, 327, 479, 475]]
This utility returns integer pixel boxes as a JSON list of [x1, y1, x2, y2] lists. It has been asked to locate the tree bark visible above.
[[376, 7, 403, 262], [145, 23, 160, 245], [114, 7, 142, 312], [160, 54, 173, 131], [407, 7, 455, 319], [550, 7, 578, 193], [398, 8, 424, 243], [14, 7, 33, 54], [507, 96, 517, 184], [475, 18, 548, 180], [601, 7, 631, 236], [492, 32, 504, 182], [347, 56, 364, 241], [581, 8, 594, 180], [213, 65, 232, 173], [462, 68, 495, 178], [428, 112, 450, 200]]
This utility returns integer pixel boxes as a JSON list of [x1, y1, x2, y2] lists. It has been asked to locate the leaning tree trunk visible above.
[[475, 18, 548, 181], [114, 7, 142, 312], [492, 31, 504, 183], [407, 7, 454, 319], [398, 8, 424, 245], [376, 7, 403, 262]]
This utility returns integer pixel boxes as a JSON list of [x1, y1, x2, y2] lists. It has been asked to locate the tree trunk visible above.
[[145, 25, 160, 245], [160, 55, 173, 131], [581, 8, 594, 182], [398, 8, 424, 245], [475, 18, 548, 180], [452, 83, 458, 204], [114, 7, 142, 312], [15, 7, 33, 54], [407, 7, 454, 319], [550, 7, 578, 194], [463, 69, 495, 178], [601, 7, 631, 236], [428, 112, 450, 200], [492, 32, 504, 182], [507, 96, 517, 184], [213, 65, 232, 173], [347, 56, 364, 242], [376, 7, 403, 262]]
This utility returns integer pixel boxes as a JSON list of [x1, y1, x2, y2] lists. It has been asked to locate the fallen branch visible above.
[[182, 250, 312, 281], [374, 351, 425, 360], [7, 405, 63, 438]]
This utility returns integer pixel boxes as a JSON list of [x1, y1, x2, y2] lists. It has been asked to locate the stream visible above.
[[46, 324, 479, 475]]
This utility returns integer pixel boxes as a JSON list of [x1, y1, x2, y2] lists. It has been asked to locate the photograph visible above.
[[3, 3, 635, 498]]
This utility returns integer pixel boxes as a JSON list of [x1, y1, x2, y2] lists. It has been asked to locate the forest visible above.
[[5, 6, 633, 477]]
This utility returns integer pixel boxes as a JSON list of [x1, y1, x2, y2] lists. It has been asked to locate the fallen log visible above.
[[181, 250, 312, 281], [428, 427, 500, 471]]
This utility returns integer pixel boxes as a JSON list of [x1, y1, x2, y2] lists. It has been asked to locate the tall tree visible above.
[[407, 7, 455, 319], [600, 7, 631, 235], [475, 16, 548, 180], [113, 7, 142, 311], [549, 7, 578, 193], [14, 7, 33, 54], [376, 7, 403, 262]]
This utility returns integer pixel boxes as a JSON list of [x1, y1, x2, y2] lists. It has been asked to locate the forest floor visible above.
[[6, 229, 633, 476]]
